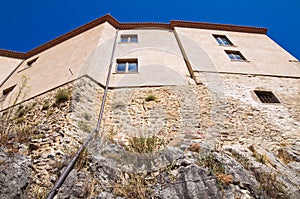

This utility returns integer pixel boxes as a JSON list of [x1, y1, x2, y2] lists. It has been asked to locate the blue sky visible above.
[[0, 0, 299, 59]]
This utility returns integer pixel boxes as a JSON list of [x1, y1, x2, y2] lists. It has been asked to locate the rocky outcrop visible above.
[[0, 153, 32, 198]]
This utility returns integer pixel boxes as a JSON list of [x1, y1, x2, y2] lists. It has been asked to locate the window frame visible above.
[[213, 34, 234, 46], [120, 34, 138, 43], [116, 59, 138, 73], [225, 50, 247, 61]]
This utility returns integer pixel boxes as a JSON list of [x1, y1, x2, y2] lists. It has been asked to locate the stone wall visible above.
[[0, 76, 102, 198], [101, 84, 212, 148], [199, 73, 300, 152], [0, 74, 300, 198]]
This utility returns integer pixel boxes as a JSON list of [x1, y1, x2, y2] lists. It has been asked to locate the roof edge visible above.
[[0, 14, 268, 59], [171, 20, 268, 34], [25, 14, 119, 58], [0, 49, 25, 59]]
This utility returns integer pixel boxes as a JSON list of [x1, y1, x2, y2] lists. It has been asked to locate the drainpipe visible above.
[[173, 28, 195, 81], [46, 29, 119, 199], [0, 59, 25, 88]]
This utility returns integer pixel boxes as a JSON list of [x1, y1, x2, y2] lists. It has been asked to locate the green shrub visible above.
[[196, 151, 233, 188], [144, 94, 156, 102], [16, 105, 30, 118], [31, 134, 46, 140], [42, 103, 50, 110], [78, 120, 91, 132], [46, 109, 55, 117], [83, 112, 91, 121], [197, 151, 226, 175], [112, 102, 126, 109], [55, 88, 70, 104]]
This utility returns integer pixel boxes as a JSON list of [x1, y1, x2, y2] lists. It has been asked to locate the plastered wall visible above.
[[175, 27, 300, 78]]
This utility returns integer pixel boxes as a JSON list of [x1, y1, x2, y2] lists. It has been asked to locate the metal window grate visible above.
[[254, 90, 280, 103]]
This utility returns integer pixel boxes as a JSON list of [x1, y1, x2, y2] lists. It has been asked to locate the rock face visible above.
[[0, 75, 299, 198], [0, 153, 32, 198]]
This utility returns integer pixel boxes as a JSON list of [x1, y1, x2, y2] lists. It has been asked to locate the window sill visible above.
[[288, 60, 299, 63], [113, 72, 139, 74], [18, 66, 32, 73], [118, 42, 139, 44], [219, 44, 237, 47], [230, 59, 250, 62]]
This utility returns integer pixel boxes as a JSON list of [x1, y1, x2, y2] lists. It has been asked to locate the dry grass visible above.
[[113, 172, 153, 199], [230, 152, 251, 170], [188, 143, 202, 153], [277, 148, 293, 164], [216, 173, 233, 186], [248, 145, 267, 164], [0, 76, 31, 149], [75, 148, 89, 171], [254, 171, 289, 199], [125, 136, 166, 153]]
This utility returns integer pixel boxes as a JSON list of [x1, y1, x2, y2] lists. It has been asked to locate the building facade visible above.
[[1, 14, 299, 108]]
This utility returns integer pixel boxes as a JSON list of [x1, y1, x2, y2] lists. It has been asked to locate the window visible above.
[[27, 57, 39, 66], [254, 90, 280, 103], [213, 35, 233, 46], [225, 50, 247, 61], [18, 57, 39, 73], [0, 85, 16, 102], [120, 34, 138, 43], [116, 59, 138, 73]]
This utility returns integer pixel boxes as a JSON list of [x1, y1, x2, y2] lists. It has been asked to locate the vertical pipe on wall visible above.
[[46, 29, 119, 199]]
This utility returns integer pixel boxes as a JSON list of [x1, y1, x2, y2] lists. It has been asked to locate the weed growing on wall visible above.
[[55, 88, 71, 104], [254, 171, 289, 199], [113, 172, 154, 199], [78, 120, 91, 132], [196, 150, 233, 187], [125, 136, 166, 153], [144, 94, 156, 102]]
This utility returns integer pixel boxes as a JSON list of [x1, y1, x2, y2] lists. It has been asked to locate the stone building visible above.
[[0, 14, 299, 198]]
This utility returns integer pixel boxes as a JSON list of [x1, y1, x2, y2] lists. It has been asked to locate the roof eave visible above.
[[171, 20, 268, 34], [0, 14, 268, 59]]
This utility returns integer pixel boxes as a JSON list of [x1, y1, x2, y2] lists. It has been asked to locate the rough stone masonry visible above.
[[0, 74, 300, 198]]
